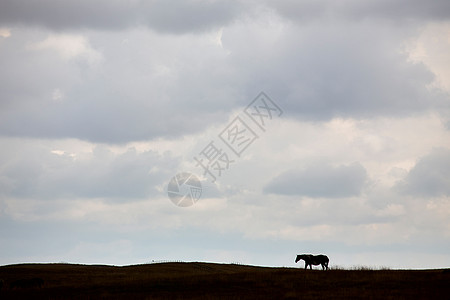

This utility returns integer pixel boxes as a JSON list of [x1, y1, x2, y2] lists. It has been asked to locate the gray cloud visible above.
[[2, 0, 448, 34], [0, 2, 449, 144], [396, 148, 450, 197], [264, 162, 367, 198], [0, 0, 241, 33], [0, 143, 178, 201], [266, 0, 450, 23], [0, 28, 235, 143], [225, 19, 446, 121]]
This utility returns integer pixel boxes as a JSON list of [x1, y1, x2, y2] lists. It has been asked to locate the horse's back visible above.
[[313, 254, 329, 264]]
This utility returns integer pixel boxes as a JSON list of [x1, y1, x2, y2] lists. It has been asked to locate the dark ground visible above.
[[0, 262, 449, 299]]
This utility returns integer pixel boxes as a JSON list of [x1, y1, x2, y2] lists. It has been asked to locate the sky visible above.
[[0, 0, 450, 269]]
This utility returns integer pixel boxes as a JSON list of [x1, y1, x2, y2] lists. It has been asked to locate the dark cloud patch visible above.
[[345, 0, 450, 21], [264, 162, 367, 198], [267, 0, 450, 23], [140, 0, 241, 34], [1, 0, 448, 34], [396, 148, 450, 197], [226, 20, 445, 121], [0, 0, 240, 33]]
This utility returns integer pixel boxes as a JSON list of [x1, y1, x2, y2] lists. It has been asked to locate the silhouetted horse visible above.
[[295, 254, 329, 270]]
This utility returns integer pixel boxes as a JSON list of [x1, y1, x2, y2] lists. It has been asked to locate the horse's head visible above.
[[295, 254, 307, 263], [295, 254, 312, 263]]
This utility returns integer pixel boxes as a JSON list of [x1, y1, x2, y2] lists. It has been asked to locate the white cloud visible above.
[[29, 33, 103, 65], [0, 27, 11, 38], [406, 21, 450, 92], [52, 88, 64, 102]]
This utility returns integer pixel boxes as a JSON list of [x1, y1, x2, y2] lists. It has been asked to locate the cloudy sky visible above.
[[1, 0, 450, 269]]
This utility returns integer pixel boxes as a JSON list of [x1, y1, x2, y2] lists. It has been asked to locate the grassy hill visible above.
[[0, 262, 449, 299]]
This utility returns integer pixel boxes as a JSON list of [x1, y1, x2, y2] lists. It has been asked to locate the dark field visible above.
[[0, 262, 449, 299]]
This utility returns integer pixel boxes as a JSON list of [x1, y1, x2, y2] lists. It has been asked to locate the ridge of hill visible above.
[[1, 262, 449, 299]]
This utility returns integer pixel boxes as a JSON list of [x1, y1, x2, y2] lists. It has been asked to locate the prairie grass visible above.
[[330, 265, 391, 271]]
